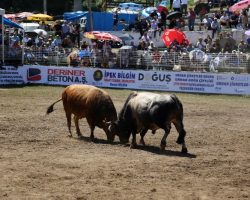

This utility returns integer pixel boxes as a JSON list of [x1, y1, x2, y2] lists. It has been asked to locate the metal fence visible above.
[[2, 46, 250, 73]]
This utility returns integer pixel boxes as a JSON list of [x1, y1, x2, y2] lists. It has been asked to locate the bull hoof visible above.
[[181, 147, 188, 154], [176, 137, 183, 145], [160, 145, 165, 151], [90, 136, 95, 142], [130, 143, 137, 149], [160, 141, 166, 151], [139, 139, 146, 146]]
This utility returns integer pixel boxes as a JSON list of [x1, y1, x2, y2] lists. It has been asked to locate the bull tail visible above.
[[46, 99, 62, 114], [171, 94, 184, 120]]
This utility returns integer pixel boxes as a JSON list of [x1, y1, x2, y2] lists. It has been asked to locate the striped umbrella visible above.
[[84, 31, 122, 42]]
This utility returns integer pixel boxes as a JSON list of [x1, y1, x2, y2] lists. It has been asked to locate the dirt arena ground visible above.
[[0, 86, 249, 200]]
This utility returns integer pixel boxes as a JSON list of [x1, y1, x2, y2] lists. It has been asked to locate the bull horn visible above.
[[102, 120, 112, 126]]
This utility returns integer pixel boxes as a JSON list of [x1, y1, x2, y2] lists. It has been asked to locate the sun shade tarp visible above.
[[0, 16, 23, 29], [63, 11, 88, 21]]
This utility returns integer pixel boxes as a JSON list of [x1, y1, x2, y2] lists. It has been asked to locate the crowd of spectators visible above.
[[1, 1, 249, 68]]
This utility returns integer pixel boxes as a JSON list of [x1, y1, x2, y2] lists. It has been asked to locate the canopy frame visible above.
[[0, 8, 5, 65]]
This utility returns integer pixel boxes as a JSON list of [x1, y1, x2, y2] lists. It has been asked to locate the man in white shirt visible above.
[[219, 12, 229, 28], [173, 0, 181, 12]]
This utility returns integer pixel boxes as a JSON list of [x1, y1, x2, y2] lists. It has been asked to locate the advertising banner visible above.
[[0, 66, 25, 85], [0, 65, 249, 96]]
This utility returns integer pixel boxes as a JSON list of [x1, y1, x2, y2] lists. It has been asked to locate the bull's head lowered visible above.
[[106, 119, 131, 144]]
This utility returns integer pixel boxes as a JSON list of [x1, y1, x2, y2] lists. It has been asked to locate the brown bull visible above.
[[46, 84, 117, 142]]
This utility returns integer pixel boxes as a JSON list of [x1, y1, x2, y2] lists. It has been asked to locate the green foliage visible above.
[[0, 0, 73, 15]]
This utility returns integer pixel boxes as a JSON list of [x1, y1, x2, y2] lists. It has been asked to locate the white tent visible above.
[[0, 8, 5, 64]]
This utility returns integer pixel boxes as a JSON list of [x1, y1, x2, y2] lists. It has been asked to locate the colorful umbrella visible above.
[[83, 31, 122, 42], [140, 7, 158, 19], [4, 14, 16, 20], [166, 11, 182, 20], [157, 0, 169, 13], [229, 0, 250, 12], [33, 29, 48, 36], [161, 28, 189, 47], [16, 12, 33, 19], [27, 13, 53, 21]]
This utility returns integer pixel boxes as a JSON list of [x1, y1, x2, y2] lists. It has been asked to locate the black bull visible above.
[[108, 92, 188, 153]]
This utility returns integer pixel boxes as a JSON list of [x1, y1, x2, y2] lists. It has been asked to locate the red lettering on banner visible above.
[[48, 69, 53, 74], [47, 69, 85, 76]]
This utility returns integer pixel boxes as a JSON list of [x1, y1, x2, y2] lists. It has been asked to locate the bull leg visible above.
[[86, 118, 95, 141], [73, 115, 82, 138], [102, 125, 114, 142], [66, 113, 72, 137], [90, 125, 95, 142], [173, 121, 188, 153], [139, 129, 148, 146], [160, 124, 171, 151], [130, 131, 137, 149]]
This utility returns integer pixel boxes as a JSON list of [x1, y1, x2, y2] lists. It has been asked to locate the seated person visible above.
[[201, 15, 212, 30], [219, 12, 229, 28], [196, 38, 206, 51], [62, 35, 74, 48], [67, 50, 80, 67], [238, 40, 247, 53], [247, 38, 250, 47], [137, 40, 148, 50]]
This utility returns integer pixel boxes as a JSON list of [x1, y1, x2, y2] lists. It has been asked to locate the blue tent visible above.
[[64, 11, 138, 31], [0, 16, 23, 29], [63, 11, 88, 21]]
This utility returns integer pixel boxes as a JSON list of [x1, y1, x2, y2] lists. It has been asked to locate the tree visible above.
[[73, 0, 82, 11]]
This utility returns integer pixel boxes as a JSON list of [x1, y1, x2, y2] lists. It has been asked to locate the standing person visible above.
[[181, 0, 188, 15], [241, 9, 249, 30], [160, 11, 167, 30], [112, 8, 120, 30], [150, 18, 158, 38], [211, 18, 220, 39], [53, 21, 62, 38], [61, 21, 70, 39], [187, 7, 196, 31], [172, 0, 181, 12]]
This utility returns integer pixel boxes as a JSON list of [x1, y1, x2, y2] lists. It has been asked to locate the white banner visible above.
[[0, 65, 249, 95]]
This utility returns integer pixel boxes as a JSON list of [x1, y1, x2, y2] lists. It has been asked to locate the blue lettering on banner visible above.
[[104, 71, 135, 83], [48, 75, 87, 83], [175, 73, 187, 77], [117, 71, 135, 79], [104, 71, 116, 78], [152, 72, 171, 82], [216, 82, 229, 86], [110, 83, 127, 87], [230, 82, 248, 87], [179, 87, 205, 91]]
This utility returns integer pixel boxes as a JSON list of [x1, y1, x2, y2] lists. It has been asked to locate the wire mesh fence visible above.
[[2, 46, 250, 73]]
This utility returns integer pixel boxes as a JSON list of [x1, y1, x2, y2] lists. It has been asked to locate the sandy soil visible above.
[[0, 86, 249, 200]]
